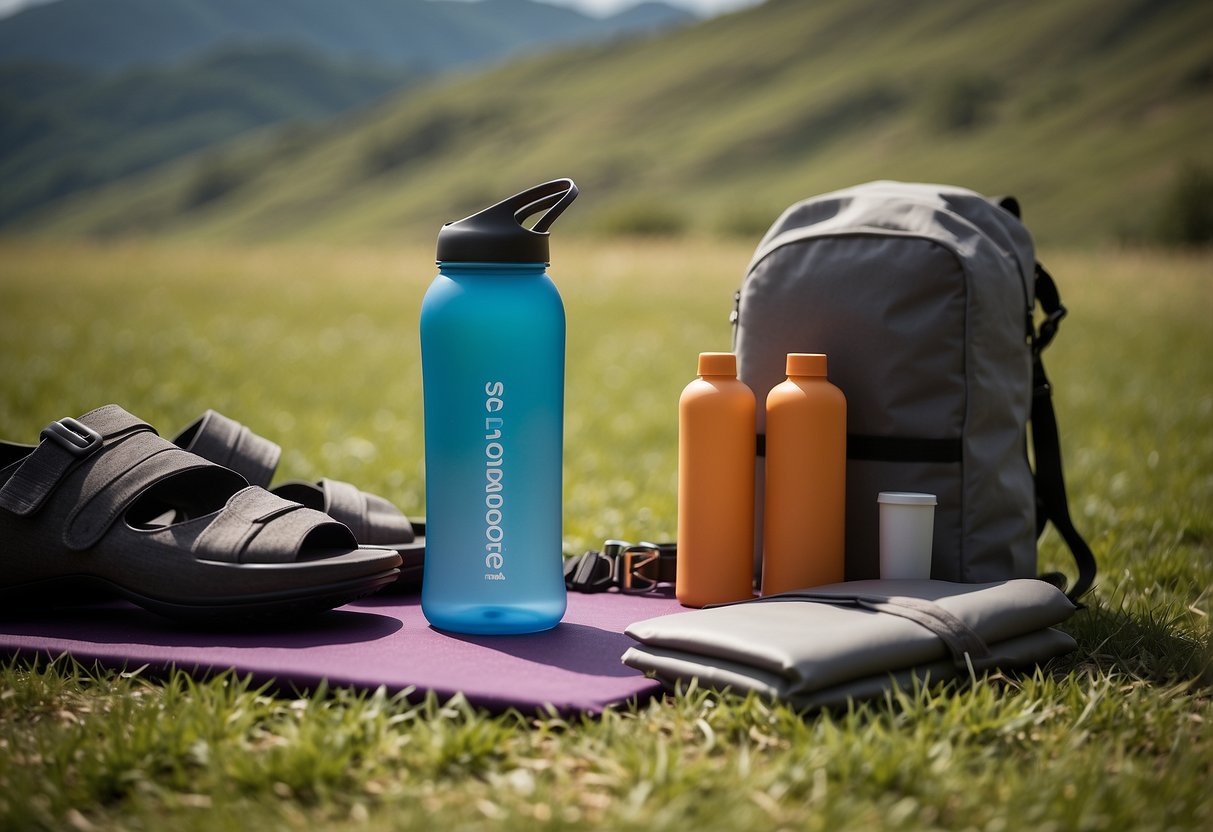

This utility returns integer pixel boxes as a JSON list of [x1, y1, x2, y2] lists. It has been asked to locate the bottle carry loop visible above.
[[517, 179, 579, 232]]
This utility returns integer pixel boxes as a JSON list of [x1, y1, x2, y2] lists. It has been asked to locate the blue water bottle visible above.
[[420, 179, 577, 634]]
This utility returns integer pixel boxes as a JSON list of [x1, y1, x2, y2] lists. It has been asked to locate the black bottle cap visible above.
[[436, 178, 578, 265]]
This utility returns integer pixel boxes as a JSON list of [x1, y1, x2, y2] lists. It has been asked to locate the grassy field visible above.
[[0, 239, 1210, 830]]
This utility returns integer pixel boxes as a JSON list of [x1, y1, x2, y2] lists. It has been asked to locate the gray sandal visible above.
[[0, 405, 402, 622], [172, 411, 423, 585]]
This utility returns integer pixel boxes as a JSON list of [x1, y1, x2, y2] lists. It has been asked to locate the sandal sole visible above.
[[0, 568, 400, 625]]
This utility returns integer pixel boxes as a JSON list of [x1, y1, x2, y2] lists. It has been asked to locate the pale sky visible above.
[[0, 0, 45, 16], [534, 0, 761, 17], [0, 0, 764, 22]]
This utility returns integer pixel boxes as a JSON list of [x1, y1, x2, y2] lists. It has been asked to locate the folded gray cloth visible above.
[[623, 579, 1078, 709]]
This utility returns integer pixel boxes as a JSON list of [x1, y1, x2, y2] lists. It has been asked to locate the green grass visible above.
[[0, 239, 1210, 830]]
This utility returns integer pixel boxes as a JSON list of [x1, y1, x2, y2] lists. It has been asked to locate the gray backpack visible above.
[[733, 181, 1095, 600]]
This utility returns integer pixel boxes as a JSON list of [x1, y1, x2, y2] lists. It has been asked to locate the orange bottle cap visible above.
[[698, 352, 737, 376], [786, 353, 827, 377]]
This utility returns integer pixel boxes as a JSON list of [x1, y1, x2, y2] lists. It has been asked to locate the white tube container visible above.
[[877, 492, 937, 580]]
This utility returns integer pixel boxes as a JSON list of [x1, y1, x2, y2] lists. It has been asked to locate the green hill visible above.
[[20, 0, 1213, 245], [0, 47, 417, 223]]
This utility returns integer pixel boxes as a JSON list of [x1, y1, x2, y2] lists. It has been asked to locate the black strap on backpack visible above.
[[996, 196, 1096, 601], [1030, 262, 1097, 601]]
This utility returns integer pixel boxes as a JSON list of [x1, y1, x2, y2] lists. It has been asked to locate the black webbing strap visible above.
[[847, 435, 962, 463], [1032, 262, 1097, 601], [758, 433, 962, 463]]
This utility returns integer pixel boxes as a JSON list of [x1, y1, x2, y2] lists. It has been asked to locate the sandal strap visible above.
[[271, 479, 415, 546], [65, 432, 218, 550], [320, 478, 415, 546], [320, 478, 369, 541], [0, 405, 153, 518], [193, 486, 354, 564], [176, 410, 281, 489]]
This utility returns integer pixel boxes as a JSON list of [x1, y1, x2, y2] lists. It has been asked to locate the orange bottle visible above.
[[676, 352, 756, 608], [761, 353, 846, 595]]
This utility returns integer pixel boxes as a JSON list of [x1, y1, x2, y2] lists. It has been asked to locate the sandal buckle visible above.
[[40, 417, 102, 458]]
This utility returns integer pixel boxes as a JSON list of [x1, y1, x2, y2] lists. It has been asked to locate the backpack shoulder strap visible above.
[[1032, 262, 1097, 601]]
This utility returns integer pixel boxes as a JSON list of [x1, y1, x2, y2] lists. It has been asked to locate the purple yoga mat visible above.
[[0, 590, 685, 714]]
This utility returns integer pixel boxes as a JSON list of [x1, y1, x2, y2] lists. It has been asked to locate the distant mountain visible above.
[[596, 2, 696, 32], [0, 46, 416, 222], [0, 0, 694, 71], [0, 0, 693, 224]]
